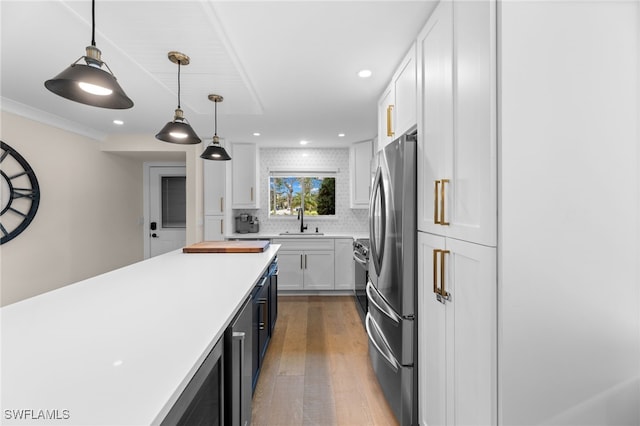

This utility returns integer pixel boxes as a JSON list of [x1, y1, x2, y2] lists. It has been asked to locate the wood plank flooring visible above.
[[251, 296, 399, 426]]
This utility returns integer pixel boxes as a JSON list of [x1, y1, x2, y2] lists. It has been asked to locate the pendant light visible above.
[[44, 0, 133, 109], [201, 95, 231, 161], [155, 52, 201, 145]]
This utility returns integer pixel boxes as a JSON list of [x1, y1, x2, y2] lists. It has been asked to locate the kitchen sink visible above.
[[278, 232, 324, 236]]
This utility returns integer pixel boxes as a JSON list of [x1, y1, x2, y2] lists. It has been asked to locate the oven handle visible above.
[[352, 251, 368, 265], [365, 312, 399, 372]]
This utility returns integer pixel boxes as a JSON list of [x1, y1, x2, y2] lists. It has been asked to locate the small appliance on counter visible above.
[[235, 214, 260, 233]]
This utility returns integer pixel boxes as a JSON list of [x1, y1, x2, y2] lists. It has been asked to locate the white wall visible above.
[[0, 112, 144, 306], [499, 1, 640, 424], [237, 147, 368, 235], [100, 134, 205, 250]]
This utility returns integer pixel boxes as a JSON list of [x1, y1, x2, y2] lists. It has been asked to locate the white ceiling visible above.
[[1, 0, 436, 148]]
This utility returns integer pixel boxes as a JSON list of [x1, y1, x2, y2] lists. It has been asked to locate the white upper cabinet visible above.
[[377, 43, 417, 152], [350, 140, 372, 208], [377, 85, 395, 151], [231, 143, 259, 209], [393, 42, 417, 137], [203, 160, 226, 216], [416, 0, 497, 247]]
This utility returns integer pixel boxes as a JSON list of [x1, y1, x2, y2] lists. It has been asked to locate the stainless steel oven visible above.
[[353, 238, 369, 324]]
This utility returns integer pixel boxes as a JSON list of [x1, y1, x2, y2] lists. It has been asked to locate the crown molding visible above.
[[1, 97, 107, 141]]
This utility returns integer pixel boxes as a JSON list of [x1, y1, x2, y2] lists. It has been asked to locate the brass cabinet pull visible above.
[[220, 197, 224, 213], [440, 179, 450, 226], [300, 254, 303, 269], [434, 179, 450, 226], [440, 249, 450, 298], [432, 249, 439, 294], [250, 187, 254, 202], [304, 254, 307, 269], [433, 249, 451, 301], [434, 180, 441, 224], [386, 105, 395, 137], [220, 219, 223, 235]]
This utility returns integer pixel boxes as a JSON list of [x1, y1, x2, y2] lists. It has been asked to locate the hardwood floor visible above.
[[251, 296, 399, 426]]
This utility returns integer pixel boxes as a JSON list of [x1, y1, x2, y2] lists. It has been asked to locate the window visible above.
[[269, 173, 336, 217], [161, 176, 186, 228]]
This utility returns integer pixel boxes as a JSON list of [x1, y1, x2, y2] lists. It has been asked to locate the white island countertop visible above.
[[0, 245, 279, 425]]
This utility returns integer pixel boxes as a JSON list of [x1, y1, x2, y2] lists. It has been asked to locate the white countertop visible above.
[[0, 245, 280, 425]]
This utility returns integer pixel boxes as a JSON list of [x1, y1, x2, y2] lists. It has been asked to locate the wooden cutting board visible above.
[[182, 240, 270, 253]]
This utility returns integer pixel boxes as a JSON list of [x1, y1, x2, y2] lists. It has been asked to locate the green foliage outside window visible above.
[[269, 176, 335, 216]]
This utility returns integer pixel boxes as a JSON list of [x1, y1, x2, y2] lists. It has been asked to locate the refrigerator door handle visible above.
[[366, 281, 401, 325], [365, 312, 399, 372], [369, 166, 386, 276]]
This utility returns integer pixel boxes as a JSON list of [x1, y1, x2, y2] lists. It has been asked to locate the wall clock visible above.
[[0, 141, 40, 244]]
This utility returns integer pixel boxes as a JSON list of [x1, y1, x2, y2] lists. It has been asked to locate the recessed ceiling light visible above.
[[253, 132, 261, 136], [357, 69, 372, 78], [299, 140, 309, 145], [338, 133, 345, 137], [113, 119, 124, 125]]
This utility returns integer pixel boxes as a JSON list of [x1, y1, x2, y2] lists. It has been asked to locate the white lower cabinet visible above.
[[204, 216, 224, 241], [334, 238, 355, 290], [272, 239, 335, 291], [418, 231, 497, 426]]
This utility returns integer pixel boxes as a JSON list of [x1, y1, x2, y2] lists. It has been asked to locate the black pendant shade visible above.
[[44, 1, 133, 109], [201, 136, 232, 161], [156, 52, 201, 145], [155, 109, 202, 145], [201, 94, 231, 161]]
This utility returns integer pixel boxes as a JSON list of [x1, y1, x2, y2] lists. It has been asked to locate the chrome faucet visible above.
[[297, 204, 307, 233]]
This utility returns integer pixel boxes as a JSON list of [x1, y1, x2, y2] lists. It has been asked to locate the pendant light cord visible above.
[[91, 0, 96, 47], [214, 99, 218, 136], [177, 61, 182, 109]]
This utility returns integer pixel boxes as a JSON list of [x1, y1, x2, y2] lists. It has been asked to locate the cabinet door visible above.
[[417, 1, 453, 236], [303, 251, 335, 290], [418, 231, 447, 426], [350, 140, 373, 208], [276, 251, 304, 291], [393, 42, 417, 137], [232, 143, 258, 208], [445, 237, 496, 425], [377, 84, 395, 151], [203, 160, 225, 215], [204, 216, 224, 241], [418, 231, 497, 425], [334, 238, 355, 290], [447, 0, 497, 246], [417, 1, 497, 247]]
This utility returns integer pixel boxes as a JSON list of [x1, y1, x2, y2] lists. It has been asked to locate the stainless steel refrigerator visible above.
[[366, 128, 417, 426]]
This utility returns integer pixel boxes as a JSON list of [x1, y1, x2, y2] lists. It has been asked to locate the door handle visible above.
[[232, 331, 246, 424], [434, 180, 440, 224], [433, 249, 451, 302], [151, 233, 159, 238], [258, 299, 268, 330], [386, 105, 395, 137], [440, 179, 450, 226], [434, 179, 450, 226]]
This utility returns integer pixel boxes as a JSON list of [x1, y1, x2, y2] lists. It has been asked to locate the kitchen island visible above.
[[1, 244, 280, 425]]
